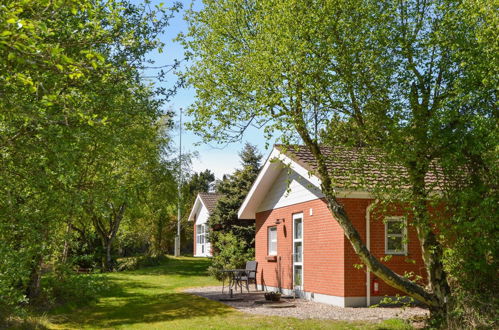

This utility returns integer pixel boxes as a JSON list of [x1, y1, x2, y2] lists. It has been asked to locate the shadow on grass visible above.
[[130, 257, 212, 277], [49, 257, 232, 328], [52, 291, 233, 328]]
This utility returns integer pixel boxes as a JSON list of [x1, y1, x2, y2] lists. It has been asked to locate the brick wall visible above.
[[255, 198, 345, 297], [255, 197, 426, 299], [340, 198, 370, 297], [341, 200, 426, 297]]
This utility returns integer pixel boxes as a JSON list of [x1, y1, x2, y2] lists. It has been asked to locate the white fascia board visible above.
[[238, 147, 322, 219], [238, 146, 376, 219], [187, 194, 207, 222], [238, 148, 281, 219]]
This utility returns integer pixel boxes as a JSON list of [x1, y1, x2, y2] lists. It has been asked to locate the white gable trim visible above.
[[187, 194, 208, 222], [238, 147, 373, 219]]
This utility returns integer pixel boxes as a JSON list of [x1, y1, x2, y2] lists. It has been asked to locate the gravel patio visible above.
[[184, 286, 429, 323]]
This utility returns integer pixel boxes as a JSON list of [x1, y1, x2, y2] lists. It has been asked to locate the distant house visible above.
[[188, 192, 221, 257], [238, 145, 432, 307]]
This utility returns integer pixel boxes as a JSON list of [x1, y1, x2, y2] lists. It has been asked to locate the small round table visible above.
[[220, 269, 247, 297]]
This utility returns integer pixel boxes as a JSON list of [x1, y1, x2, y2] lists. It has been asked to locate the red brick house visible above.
[[238, 145, 430, 307], [188, 192, 221, 257]]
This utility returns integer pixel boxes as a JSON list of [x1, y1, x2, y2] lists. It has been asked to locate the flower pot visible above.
[[264, 292, 281, 302]]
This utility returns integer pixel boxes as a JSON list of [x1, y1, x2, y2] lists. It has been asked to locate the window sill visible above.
[[266, 255, 277, 262]]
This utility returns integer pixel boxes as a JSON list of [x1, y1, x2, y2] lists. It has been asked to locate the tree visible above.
[[207, 143, 262, 276], [0, 0, 180, 317], [184, 170, 217, 196], [138, 155, 179, 257], [181, 0, 497, 322]]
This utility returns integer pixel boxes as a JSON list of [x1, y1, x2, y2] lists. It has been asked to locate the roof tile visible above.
[[198, 192, 222, 213], [276, 145, 445, 190]]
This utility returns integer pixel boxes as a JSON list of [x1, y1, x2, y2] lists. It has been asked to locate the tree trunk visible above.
[[91, 203, 126, 272], [411, 169, 451, 318], [322, 194, 439, 306], [26, 253, 43, 300], [105, 239, 113, 271], [293, 108, 441, 308], [417, 226, 450, 318], [61, 222, 71, 264], [152, 213, 165, 256]]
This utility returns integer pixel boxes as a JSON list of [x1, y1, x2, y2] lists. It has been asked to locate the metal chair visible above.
[[235, 261, 258, 292]]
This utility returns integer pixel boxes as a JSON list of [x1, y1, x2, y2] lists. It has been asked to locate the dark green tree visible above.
[[185, 170, 216, 196], [207, 143, 262, 277]]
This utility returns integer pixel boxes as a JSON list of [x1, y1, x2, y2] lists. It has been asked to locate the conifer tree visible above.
[[207, 143, 262, 276]]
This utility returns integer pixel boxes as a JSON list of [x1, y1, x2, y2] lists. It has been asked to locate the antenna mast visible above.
[[175, 108, 182, 257]]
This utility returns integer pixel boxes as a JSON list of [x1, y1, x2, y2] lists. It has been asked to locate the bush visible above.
[[116, 255, 169, 272], [0, 248, 31, 324], [446, 290, 498, 329], [32, 272, 113, 311], [208, 232, 254, 281]]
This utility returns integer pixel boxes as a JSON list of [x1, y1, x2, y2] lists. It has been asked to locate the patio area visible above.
[[183, 286, 429, 323]]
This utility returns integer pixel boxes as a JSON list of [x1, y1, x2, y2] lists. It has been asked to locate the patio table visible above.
[[220, 269, 247, 296]]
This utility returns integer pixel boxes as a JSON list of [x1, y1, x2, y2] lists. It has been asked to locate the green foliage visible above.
[[33, 273, 113, 311], [0, 0, 181, 318], [181, 0, 497, 324], [208, 232, 255, 281], [184, 170, 216, 197], [206, 143, 261, 276], [116, 255, 170, 272], [208, 143, 261, 244]]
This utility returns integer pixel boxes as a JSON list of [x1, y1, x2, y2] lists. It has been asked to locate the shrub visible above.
[[208, 232, 254, 281], [32, 272, 113, 311], [116, 255, 169, 272]]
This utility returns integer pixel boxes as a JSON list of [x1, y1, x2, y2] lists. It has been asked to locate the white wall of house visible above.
[[257, 168, 324, 213], [194, 204, 212, 257]]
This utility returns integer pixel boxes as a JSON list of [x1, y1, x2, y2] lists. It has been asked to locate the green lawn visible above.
[[34, 257, 411, 329]]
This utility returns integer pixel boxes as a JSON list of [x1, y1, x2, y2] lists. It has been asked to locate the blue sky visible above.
[[138, 0, 275, 179]]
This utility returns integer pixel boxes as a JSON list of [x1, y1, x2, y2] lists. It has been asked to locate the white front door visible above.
[[293, 213, 303, 295]]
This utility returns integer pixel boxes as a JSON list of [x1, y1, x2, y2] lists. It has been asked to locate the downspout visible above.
[[365, 202, 377, 307]]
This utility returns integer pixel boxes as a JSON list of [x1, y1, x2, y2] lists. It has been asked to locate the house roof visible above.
[[238, 145, 446, 219], [275, 145, 444, 190], [187, 192, 222, 222], [198, 192, 222, 213]]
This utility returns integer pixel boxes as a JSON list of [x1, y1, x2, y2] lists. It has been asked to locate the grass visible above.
[[20, 256, 413, 329]]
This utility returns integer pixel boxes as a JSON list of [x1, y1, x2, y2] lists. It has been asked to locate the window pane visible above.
[[294, 242, 302, 263], [387, 220, 403, 235], [294, 218, 302, 239], [268, 227, 277, 255], [387, 235, 403, 251], [294, 265, 302, 287], [270, 241, 277, 254]]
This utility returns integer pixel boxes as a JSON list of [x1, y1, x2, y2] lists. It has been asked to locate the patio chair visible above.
[[235, 261, 258, 292]]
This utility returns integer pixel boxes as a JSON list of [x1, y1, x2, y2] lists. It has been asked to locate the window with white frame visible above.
[[385, 217, 407, 255], [196, 225, 205, 245], [268, 226, 277, 256], [205, 225, 210, 243]]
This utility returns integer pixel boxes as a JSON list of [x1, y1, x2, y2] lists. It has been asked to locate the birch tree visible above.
[[180, 0, 497, 322]]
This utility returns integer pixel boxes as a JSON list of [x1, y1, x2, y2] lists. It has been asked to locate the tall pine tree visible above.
[[207, 143, 262, 277]]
